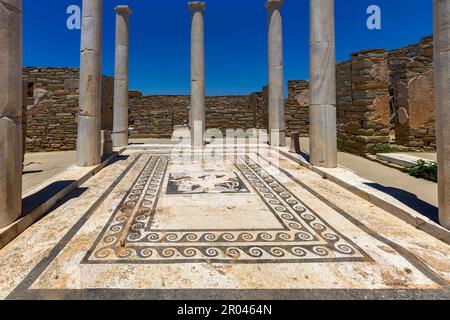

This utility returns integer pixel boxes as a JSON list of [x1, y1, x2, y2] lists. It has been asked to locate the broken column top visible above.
[[188, 1, 206, 12], [114, 5, 132, 14], [265, 0, 284, 9]]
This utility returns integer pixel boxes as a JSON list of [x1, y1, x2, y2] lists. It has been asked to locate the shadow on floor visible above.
[[102, 154, 129, 165], [365, 182, 439, 223], [299, 150, 310, 162], [21, 154, 130, 218], [22, 170, 44, 175], [21, 181, 87, 217]]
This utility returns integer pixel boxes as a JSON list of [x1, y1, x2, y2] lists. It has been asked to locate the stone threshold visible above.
[[366, 154, 410, 171], [376, 153, 436, 168], [0, 148, 126, 250], [275, 147, 450, 245]]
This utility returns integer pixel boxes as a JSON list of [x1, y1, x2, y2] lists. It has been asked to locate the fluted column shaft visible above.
[[434, 0, 450, 229], [113, 5, 132, 148], [309, 0, 338, 168], [77, 0, 103, 166], [0, 0, 23, 227]]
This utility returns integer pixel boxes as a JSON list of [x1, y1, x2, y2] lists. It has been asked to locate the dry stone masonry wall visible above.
[[335, 36, 435, 155], [285, 80, 309, 137], [337, 49, 391, 155], [388, 36, 435, 150], [21, 37, 436, 156], [23, 67, 113, 152], [128, 93, 264, 138], [129, 92, 188, 139]]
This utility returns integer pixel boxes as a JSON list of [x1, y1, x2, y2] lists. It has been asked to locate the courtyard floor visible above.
[[23, 151, 76, 192], [2, 146, 449, 299]]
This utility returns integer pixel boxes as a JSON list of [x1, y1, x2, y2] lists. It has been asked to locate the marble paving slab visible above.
[[0, 150, 449, 299]]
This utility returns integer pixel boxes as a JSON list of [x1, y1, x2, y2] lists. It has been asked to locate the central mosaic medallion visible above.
[[84, 153, 369, 264], [167, 172, 250, 194]]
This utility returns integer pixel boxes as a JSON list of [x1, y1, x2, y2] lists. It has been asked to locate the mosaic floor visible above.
[[1, 148, 450, 299], [86, 154, 367, 264]]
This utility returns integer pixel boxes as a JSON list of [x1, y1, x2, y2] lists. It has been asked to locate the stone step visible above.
[[376, 153, 435, 168]]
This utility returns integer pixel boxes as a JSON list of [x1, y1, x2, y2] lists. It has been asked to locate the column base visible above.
[[269, 129, 286, 147], [112, 131, 129, 148], [190, 120, 205, 147], [77, 116, 101, 167], [309, 104, 338, 168]]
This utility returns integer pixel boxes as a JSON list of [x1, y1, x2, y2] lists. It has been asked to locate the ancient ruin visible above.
[[0, 0, 449, 300], [112, 5, 132, 148], [0, 0, 22, 227], [266, 0, 286, 147], [189, 1, 206, 147], [309, 0, 337, 168], [434, 0, 450, 229], [76, 0, 103, 167]]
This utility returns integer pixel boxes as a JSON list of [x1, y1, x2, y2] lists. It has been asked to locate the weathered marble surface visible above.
[[266, 0, 286, 147], [112, 5, 132, 148], [0, 149, 449, 299], [434, 0, 450, 229], [309, 0, 338, 168], [0, 0, 22, 227], [77, 0, 103, 167], [189, 2, 206, 147]]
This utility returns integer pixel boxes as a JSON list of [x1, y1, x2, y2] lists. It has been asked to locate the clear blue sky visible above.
[[24, 0, 432, 96]]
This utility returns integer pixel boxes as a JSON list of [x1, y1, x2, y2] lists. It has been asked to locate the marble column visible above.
[[434, 0, 450, 229], [0, 0, 22, 228], [309, 0, 337, 168], [189, 2, 206, 147], [112, 5, 132, 148], [266, 0, 286, 147], [77, 0, 103, 167]]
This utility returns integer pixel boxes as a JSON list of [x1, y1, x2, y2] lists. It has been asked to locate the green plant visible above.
[[403, 160, 438, 182], [337, 139, 346, 152]]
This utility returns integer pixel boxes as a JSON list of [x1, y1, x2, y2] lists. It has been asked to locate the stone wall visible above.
[[129, 92, 188, 139], [285, 80, 309, 137], [336, 61, 352, 136], [388, 36, 433, 83], [21, 68, 270, 149], [206, 96, 254, 131], [128, 93, 263, 138], [334, 36, 435, 154], [23, 67, 113, 152], [337, 50, 391, 155], [393, 70, 436, 150], [248, 89, 268, 130], [388, 36, 435, 149], [284, 38, 435, 155], [21, 36, 435, 154]]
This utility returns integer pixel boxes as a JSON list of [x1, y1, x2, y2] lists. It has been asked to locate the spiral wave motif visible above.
[[139, 248, 154, 258], [335, 244, 355, 255], [269, 247, 285, 257], [204, 247, 220, 257], [311, 246, 329, 256]]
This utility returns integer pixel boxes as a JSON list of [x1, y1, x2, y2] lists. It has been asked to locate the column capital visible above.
[[114, 5, 132, 15], [265, 0, 284, 10], [188, 1, 206, 12]]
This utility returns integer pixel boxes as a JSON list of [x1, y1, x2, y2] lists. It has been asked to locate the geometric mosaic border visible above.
[[84, 154, 370, 264]]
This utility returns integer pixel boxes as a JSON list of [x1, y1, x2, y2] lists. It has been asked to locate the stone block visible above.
[[0, 117, 22, 227], [0, 2, 22, 118], [101, 130, 113, 156]]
